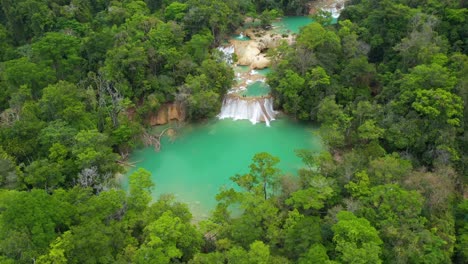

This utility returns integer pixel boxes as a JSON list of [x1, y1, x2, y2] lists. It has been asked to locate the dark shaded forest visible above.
[[0, 0, 466, 263]]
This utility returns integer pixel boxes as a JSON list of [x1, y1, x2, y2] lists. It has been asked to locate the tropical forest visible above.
[[0, 0, 467, 263]]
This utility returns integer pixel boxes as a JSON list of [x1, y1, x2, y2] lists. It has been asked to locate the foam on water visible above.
[[218, 97, 277, 126], [217, 45, 235, 64]]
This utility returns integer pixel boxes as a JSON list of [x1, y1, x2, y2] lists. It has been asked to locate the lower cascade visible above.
[[218, 95, 277, 126]]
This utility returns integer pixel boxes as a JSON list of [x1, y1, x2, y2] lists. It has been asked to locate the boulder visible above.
[[250, 54, 271, 69], [232, 40, 261, 66]]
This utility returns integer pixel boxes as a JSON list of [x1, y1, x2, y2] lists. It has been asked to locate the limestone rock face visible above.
[[230, 39, 272, 69], [231, 28, 294, 70], [149, 103, 184, 126], [244, 28, 255, 39], [152, 107, 167, 125], [233, 40, 261, 66], [168, 104, 180, 120], [250, 54, 270, 69]]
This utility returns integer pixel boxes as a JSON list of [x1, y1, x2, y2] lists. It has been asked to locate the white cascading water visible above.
[[218, 96, 277, 126], [322, 7, 342, 18], [217, 45, 235, 65], [217, 42, 276, 126]]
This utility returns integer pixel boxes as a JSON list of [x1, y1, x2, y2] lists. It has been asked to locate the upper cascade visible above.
[[312, 0, 347, 18], [218, 58, 276, 126], [217, 13, 327, 126], [321, 5, 343, 18]]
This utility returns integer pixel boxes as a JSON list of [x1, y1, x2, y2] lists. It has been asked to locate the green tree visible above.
[[332, 211, 383, 264], [32, 32, 84, 82], [1, 57, 56, 100], [0, 0, 55, 43], [71, 129, 119, 176], [304, 66, 331, 120], [317, 96, 352, 148], [286, 174, 334, 211], [367, 153, 412, 185], [275, 70, 305, 119], [165, 2, 188, 22], [394, 13, 448, 70], [24, 159, 64, 190], [212, 153, 282, 248], [128, 168, 154, 212], [282, 210, 322, 259], [134, 211, 202, 263], [344, 170, 371, 198], [297, 22, 341, 72], [299, 243, 336, 264], [454, 200, 468, 262], [231, 152, 281, 200], [383, 63, 462, 164], [185, 31, 214, 64], [39, 81, 94, 130], [0, 190, 72, 263], [359, 184, 450, 263]]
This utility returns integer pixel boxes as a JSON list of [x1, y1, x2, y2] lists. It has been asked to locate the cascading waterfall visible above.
[[322, 7, 342, 18], [218, 96, 277, 126], [217, 45, 235, 65], [217, 38, 276, 126]]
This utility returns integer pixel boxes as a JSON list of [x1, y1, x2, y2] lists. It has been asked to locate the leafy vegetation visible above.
[[0, 0, 466, 263]]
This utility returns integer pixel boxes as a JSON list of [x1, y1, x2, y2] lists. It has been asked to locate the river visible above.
[[125, 16, 327, 220]]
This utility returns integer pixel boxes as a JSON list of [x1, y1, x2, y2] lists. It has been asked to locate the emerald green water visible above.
[[240, 81, 271, 97], [256, 68, 271, 76], [271, 16, 337, 35], [272, 16, 314, 34], [126, 118, 321, 220], [232, 34, 251, 41], [124, 16, 328, 220], [234, 66, 250, 74]]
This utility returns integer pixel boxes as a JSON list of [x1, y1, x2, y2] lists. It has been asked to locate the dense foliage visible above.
[[0, 0, 466, 263]]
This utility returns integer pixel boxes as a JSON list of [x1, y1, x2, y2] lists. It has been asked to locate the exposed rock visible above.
[[232, 40, 261, 66], [152, 107, 167, 125], [308, 0, 348, 18], [251, 54, 271, 69], [257, 34, 287, 50], [230, 28, 294, 70], [149, 103, 184, 126], [244, 17, 254, 24], [168, 104, 180, 120], [244, 28, 256, 39]]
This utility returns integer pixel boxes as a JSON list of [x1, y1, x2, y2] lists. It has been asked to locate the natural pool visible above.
[[272, 15, 337, 34], [272, 16, 314, 34], [126, 118, 321, 220], [239, 81, 271, 97], [124, 15, 327, 220], [232, 32, 251, 41]]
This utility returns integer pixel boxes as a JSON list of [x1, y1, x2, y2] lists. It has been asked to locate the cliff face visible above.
[[149, 103, 184, 126]]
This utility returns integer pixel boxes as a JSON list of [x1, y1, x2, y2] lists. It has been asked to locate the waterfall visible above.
[[217, 35, 276, 126], [218, 96, 277, 126], [322, 7, 341, 18], [217, 45, 235, 65], [321, 1, 345, 18]]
